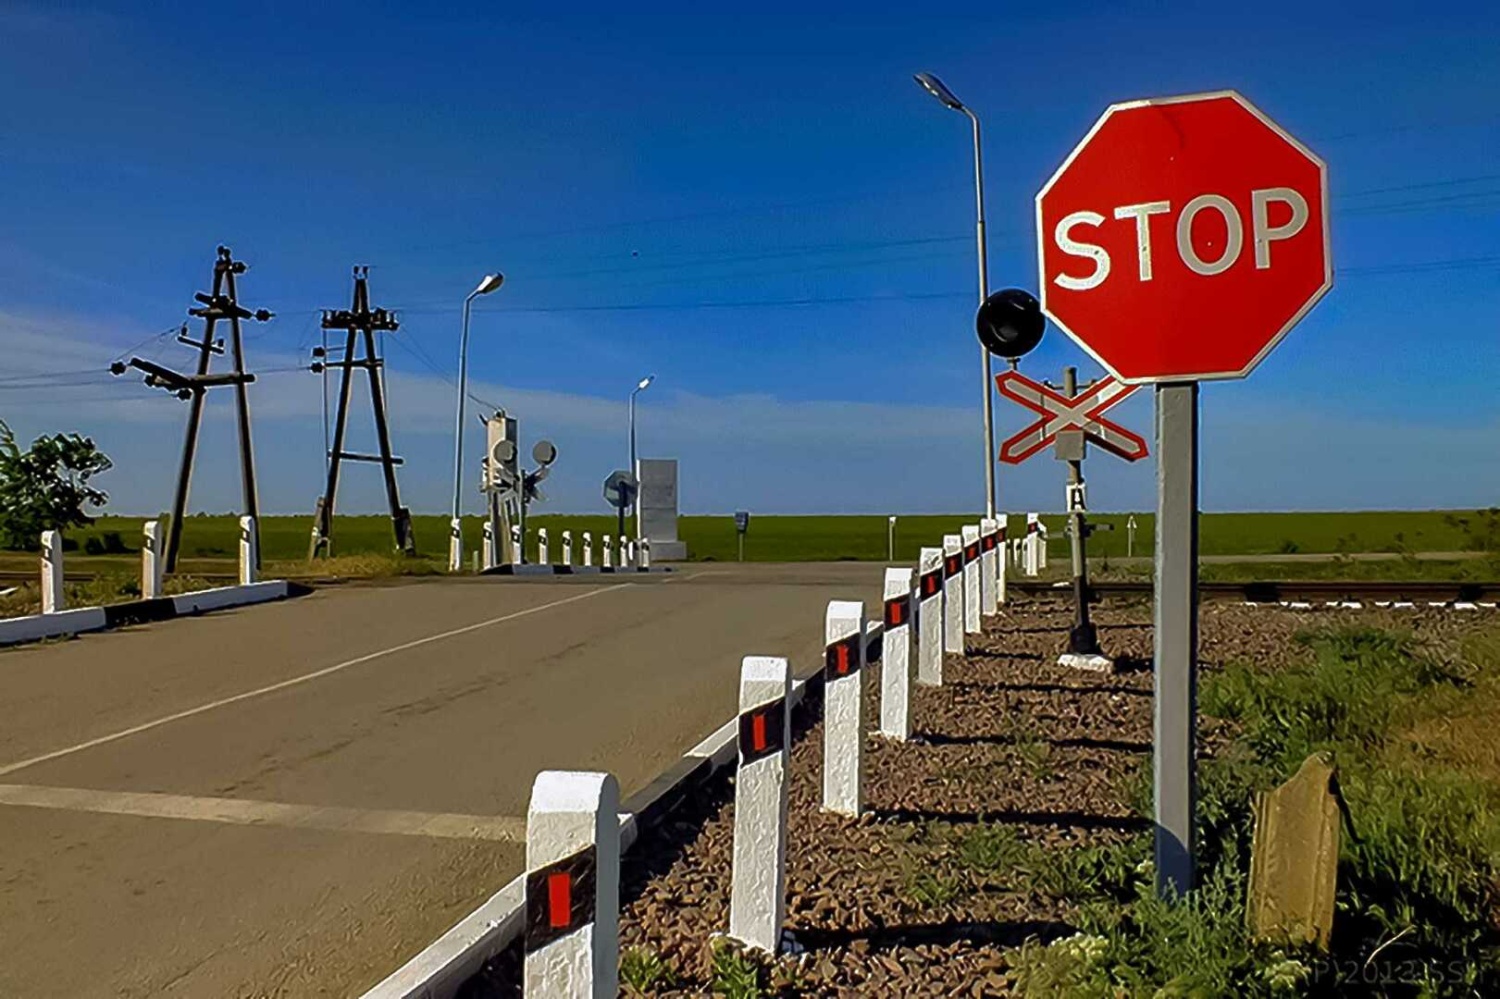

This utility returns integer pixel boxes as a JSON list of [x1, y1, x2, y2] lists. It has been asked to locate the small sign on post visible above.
[[40, 529, 63, 614], [142, 520, 163, 600], [822, 600, 866, 817], [734, 510, 750, 562], [523, 770, 620, 998], [729, 656, 791, 954], [916, 547, 944, 686], [941, 535, 964, 654], [880, 569, 914, 741]]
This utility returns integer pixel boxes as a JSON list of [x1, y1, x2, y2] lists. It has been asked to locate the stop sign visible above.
[[1037, 90, 1330, 383]]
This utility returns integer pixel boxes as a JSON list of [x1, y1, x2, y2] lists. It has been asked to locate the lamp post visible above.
[[628, 374, 654, 539], [449, 272, 504, 571], [914, 71, 997, 520]]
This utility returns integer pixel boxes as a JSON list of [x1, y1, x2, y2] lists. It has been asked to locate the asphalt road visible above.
[[0, 562, 882, 998]]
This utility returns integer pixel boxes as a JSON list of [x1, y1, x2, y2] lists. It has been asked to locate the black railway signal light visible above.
[[976, 288, 1045, 360]]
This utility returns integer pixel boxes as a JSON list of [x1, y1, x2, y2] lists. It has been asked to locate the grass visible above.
[[996, 622, 1500, 997], [4, 508, 1497, 569], [708, 940, 765, 998], [620, 946, 678, 995]]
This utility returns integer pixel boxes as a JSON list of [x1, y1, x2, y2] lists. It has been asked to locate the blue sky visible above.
[[1, 1, 1496, 517]]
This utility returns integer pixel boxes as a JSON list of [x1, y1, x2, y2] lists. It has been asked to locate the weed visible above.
[[620, 946, 677, 994], [904, 868, 963, 908], [709, 941, 763, 998], [958, 823, 1029, 875]]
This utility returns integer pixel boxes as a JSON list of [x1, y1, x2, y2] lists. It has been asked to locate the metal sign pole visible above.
[[1154, 381, 1199, 897]]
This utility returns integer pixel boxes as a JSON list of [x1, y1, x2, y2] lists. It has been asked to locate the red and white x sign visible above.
[[996, 370, 1149, 464]]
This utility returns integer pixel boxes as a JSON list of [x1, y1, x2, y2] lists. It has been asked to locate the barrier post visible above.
[[522, 770, 620, 998], [142, 520, 163, 600], [916, 546, 944, 685], [639, 538, 651, 568], [448, 517, 463, 572], [511, 525, 523, 566], [239, 516, 257, 585], [880, 568, 914, 740], [562, 530, 573, 566], [979, 517, 999, 616], [583, 532, 594, 567], [962, 524, 981, 635], [41, 529, 63, 614], [483, 521, 497, 570], [538, 527, 549, 566], [602, 535, 613, 569], [823, 600, 866, 817], [728, 656, 792, 953], [942, 534, 964, 654]]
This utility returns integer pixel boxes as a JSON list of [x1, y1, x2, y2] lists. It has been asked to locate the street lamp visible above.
[[914, 71, 997, 520], [449, 272, 504, 571], [628, 374, 655, 539]]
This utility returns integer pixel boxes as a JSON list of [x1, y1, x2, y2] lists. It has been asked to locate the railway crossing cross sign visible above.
[[995, 370, 1148, 464], [1038, 90, 1331, 901]]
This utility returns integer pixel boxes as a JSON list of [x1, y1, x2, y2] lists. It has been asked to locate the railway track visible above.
[[1012, 579, 1498, 603]]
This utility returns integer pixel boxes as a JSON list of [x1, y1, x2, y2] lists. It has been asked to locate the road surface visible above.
[[0, 563, 881, 998]]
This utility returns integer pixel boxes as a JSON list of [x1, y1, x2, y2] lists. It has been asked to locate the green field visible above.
[[4, 508, 1496, 568]]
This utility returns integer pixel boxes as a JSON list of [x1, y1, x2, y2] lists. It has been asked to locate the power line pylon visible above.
[[308, 267, 415, 558], [112, 245, 271, 572]]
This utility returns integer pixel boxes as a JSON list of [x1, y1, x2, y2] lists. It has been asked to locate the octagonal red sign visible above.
[[1036, 90, 1331, 383]]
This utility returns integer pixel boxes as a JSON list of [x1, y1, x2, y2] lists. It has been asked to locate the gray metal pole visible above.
[[967, 110, 997, 520], [629, 390, 638, 539], [1154, 382, 1200, 897], [450, 292, 477, 528], [1063, 368, 1098, 655]]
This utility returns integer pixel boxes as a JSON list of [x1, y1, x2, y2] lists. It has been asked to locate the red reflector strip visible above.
[[547, 872, 571, 929], [920, 570, 943, 597], [825, 634, 862, 678], [982, 534, 997, 551], [751, 713, 767, 752], [964, 543, 979, 561], [945, 555, 961, 577], [884, 595, 907, 628]]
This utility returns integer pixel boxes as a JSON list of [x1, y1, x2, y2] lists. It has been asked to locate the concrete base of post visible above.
[[523, 770, 620, 999], [728, 656, 791, 954], [239, 516, 258, 586], [41, 529, 63, 614], [1058, 652, 1114, 673], [822, 600, 865, 817], [916, 546, 943, 686], [880, 568, 913, 741], [941, 534, 964, 654]]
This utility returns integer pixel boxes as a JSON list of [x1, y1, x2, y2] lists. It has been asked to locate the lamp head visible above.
[[914, 72, 966, 112], [636, 374, 655, 392], [472, 273, 505, 296]]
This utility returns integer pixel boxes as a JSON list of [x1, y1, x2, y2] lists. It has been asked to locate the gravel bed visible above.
[[465, 597, 1494, 997]]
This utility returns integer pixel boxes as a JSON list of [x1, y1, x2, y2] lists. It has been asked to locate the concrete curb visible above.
[[0, 581, 307, 648], [362, 621, 883, 999]]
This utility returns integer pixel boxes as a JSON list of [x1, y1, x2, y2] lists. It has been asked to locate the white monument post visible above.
[[880, 568, 914, 741], [582, 532, 593, 567], [238, 516, 257, 586], [601, 535, 613, 569], [142, 520, 164, 600], [961, 524, 981, 635], [728, 656, 791, 954], [561, 530, 573, 566], [483, 521, 497, 570], [40, 529, 63, 614], [916, 546, 944, 686], [979, 517, 999, 616], [941, 534, 964, 654], [538, 527, 549, 566], [523, 770, 620, 998], [822, 600, 866, 817]]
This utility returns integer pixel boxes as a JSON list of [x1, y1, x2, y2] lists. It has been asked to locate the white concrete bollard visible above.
[[448, 517, 463, 572], [472, 551, 481, 573], [1038, 521, 1049, 569], [238, 516, 257, 586], [962, 524, 981, 635], [618, 536, 630, 569], [582, 532, 593, 567], [523, 770, 620, 998], [639, 538, 651, 568], [978, 517, 999, 616], [561, 530, 573, 566], [916, 546, 944, 686], [538, 527, 549, 566], [1025, 513, 1041, 577], [601, 535, 613, 569], [483, 521, 497, 570], [941, 534, 964, 654], [995, 522, 1008, 605], [728, 655, 791, 954], [880, 568, 914, 741], [511, 525, 523, 566], [40, 529, 63, 614], [822, 599, 866, 817], [142, 520, 163, 600]]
